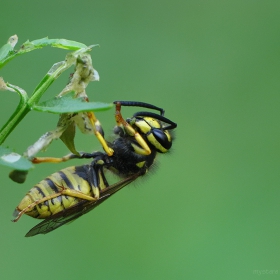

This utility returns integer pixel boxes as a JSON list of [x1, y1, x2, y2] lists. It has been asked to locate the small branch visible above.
[[0, 82, 29, 144], [0, 45, 95, 145]]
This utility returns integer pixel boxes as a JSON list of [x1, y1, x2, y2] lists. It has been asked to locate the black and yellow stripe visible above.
[[15, 165, 100, 219]]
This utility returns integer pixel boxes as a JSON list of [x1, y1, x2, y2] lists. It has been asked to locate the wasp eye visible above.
[[152, 129, 172, 150]]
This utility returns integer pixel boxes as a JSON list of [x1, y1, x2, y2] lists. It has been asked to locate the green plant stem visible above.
[[0, 84, 29, 144], [0, 61, 70, 145], [28, 61, 68, 104], [0, 46, 94, 145], [0, 103, 30, 145]]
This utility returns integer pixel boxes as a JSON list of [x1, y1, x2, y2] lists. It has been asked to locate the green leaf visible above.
[[60, 121, 79, 155], [0, 35, 18, 61], [32, 92, 113, 114], [22, 38, 88, 51], [0, 37, 92, 68], [0, 146, 33, 171], [9, 170, 29, 184], [50, 39, 88, 50]]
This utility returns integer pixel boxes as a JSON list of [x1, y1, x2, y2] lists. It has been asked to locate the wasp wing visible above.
[[25, 174, 139, 237]]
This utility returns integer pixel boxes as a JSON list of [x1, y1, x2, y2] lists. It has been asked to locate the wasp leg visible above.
[[32, 153, 81, 164], [114, 102, 151, 155], [12, 182, 97, 222], [32, 152, 106, 164], [87, 112, 114, 156]]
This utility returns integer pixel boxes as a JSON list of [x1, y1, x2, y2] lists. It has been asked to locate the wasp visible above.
[[13, 101, 177, 237]]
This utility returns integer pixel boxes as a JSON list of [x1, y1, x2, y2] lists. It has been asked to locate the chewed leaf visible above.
[[9, 170, 29, 184], [0, 36, 94, 68], [60, 122, 79, 155], [26, 38, 88, 51], [0, 146, 33, 170], [32, 92, 113, 114], [2, 153, 21, 163], [0, 35, 18, 61]]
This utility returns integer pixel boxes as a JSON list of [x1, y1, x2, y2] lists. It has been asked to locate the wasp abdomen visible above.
[[15, 165, 94, 219]]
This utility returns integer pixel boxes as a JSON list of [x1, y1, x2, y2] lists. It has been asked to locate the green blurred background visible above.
[[0, 1, 280, 279]]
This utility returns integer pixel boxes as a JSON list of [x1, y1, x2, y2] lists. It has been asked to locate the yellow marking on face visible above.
[[136, 161, 145, 168]]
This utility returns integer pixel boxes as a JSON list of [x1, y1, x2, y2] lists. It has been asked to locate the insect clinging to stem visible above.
[[13, 101, 177, 237]]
